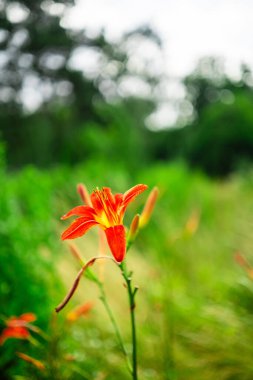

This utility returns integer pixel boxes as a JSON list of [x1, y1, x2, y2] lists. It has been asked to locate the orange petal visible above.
[[91, 187, 118, 214], [103, 187, 116, 205], [105, 225, 126, 262], [19, 313, 37, 323], [123, 184, 148, 209], [61, 206, 95, 220], [0, 327, 30, 345], [90, 191, 104, 214], [61, 218, 98, 240], [7, 313, 36, 328], [115, 193, 124, 209]]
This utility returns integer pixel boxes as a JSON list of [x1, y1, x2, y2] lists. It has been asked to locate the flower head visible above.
[[66, 301, 94, 322], [61, 184, 148, 262], [0, 313, 36, 345]]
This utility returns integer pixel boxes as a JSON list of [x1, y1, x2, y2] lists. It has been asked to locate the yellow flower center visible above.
[[94, 189, 121, 228]]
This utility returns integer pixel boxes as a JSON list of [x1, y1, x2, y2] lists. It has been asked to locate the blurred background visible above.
[[1, 0, 253, 379]]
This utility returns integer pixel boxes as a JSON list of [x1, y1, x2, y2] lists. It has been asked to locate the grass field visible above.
[[1, 160, 253, 379]]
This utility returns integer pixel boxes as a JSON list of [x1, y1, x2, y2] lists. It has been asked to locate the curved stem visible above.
[[120, 261, 138, 380], [59, 252, 132, 374], [97, 281, 133, 374]]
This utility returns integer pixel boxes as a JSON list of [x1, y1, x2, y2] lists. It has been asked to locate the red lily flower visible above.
[[0, 313, 36, 345], [61, 184, 148, 262]]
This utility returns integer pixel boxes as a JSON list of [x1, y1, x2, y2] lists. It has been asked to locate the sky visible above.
[[64, 0, 253, 79], [5, 0, 252, 126], [61, 0, 253, 129]]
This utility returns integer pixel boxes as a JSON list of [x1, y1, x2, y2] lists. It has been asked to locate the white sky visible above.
[[61, 0, 253, 128], [64, 0, 253, 79]]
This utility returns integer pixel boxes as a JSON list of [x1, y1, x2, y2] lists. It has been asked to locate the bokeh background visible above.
[[1, 1, 253, 379]]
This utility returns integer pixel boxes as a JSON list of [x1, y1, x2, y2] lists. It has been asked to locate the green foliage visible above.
[[1, 161, 253, 379], [146, 58, 253, 177], [0, 0, 162, 170], [1, 0, 253, 178], [185, 92, 253, 176], [0, 164, 64, 378], [180, 58, 253, 176], [2, 1, 253, 378]]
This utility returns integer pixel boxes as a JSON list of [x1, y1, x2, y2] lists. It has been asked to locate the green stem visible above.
[[97, 280, 132, 374], [120, 262, 138, 380]]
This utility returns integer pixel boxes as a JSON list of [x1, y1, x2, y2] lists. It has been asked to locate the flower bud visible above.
[[184, 210, 200, 237], [67, 243, 98, 283], [128, 214, 140, 243], [139, 187, 159, 228], [67, 301, 94, 322], [234, 251, 249, 268], [68, 243, 84, 265], [77, 183, 92, 206], [17, 352, 45, 371], [234, 252, 253, 280]]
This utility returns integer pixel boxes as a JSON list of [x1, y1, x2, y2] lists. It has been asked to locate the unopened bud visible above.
[[234, 252, 253, 281], [139, 187, 159, 228], [184, 210, 200, 237], [68, 243, 97, 283], [248, 269, 253, 280], [128, 214, 140, 243], [67, 301, 94, 322], [68, 243, 84, 265], [234, 251, 250, 269], [77, 183, 92, 206], [17, 352, 45, 371]]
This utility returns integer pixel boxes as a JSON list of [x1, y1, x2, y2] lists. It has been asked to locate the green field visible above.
[[1, 160, 253, 380]]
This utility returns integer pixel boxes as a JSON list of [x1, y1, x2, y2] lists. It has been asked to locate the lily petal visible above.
[[115, 193, 124, 208], [7, 313, 36, 327], [61, 218, 98, 240], [123, 184, 148, 209], [19, 313, 37, 323], [105, 225, 126, 262], [0, 327, 30, 345], [90, 191, 104, 214], [61, 206, 95, 220]]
